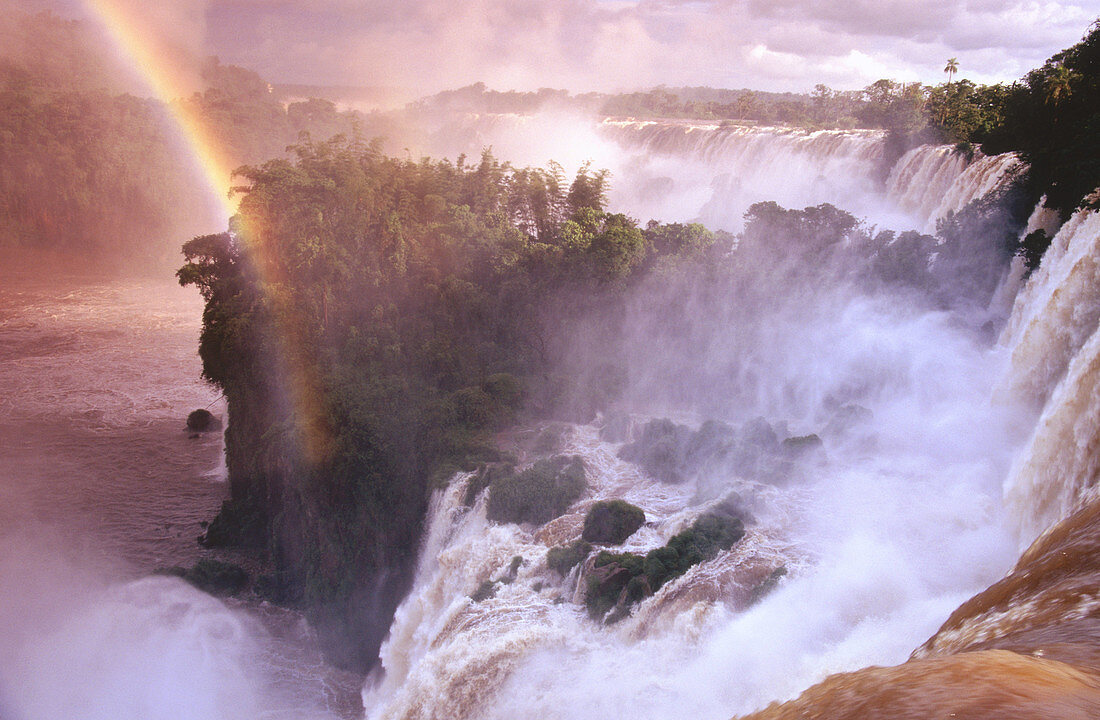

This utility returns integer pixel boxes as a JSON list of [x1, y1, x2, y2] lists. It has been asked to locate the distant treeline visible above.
[[405, 21, 1100, 218], [4, 9, 1098, 264]]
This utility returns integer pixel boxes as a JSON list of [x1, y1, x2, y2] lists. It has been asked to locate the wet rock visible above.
[[157, 558, 249, 596], [185, 408, 221, 432], [547, 540, 592, 575], [486, 455, 587, 525], [782, 433, 824, 456], [618, 418, 694, 482], [533, 422, 572, 453], [582, 499, 646, 545]]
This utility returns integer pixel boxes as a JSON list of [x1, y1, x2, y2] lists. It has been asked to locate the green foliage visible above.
[[582, 499, 646, 545], [0, 10, 360, 262], [471, 579, 499, 602], [178, 134, 732, 665], [547, 540, 592, 575], [486, 455, 587, 525], [975, 21, 1100, 217], [584, 509, 746, 621], [1019, 229, 1052, 272]]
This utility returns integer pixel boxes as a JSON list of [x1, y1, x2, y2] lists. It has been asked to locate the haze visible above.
[[19, 0, 1098, 100]]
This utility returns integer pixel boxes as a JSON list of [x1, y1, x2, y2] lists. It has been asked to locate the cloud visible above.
[[31, 0, 1100, 94]]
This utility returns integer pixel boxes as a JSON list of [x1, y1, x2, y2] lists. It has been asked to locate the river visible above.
[[0, 257, 361, 720]]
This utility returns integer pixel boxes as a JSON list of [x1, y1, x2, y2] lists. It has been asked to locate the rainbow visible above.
[[81, 0, 238, 220], [83, 0, 333, 464]]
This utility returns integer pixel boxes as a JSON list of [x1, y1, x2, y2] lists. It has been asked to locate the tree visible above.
[[944, 57, 959, 84], [1044, 64, 1076, 106]]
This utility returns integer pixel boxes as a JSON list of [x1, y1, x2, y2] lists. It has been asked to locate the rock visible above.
[[464, 462, 514, 506], [618, 418, 694, 482], [547, 540, 592, 575], [582, 507, 748, 623], [486, 455, 587, 525], [582, 499, 646, 545], [585, 552, 645, 620], [533, 422, 573, 453], [157, 558, 249, 596], [471, 579, 498, 602], [186, 408, 221, 432], [782, 433, 824, 457]]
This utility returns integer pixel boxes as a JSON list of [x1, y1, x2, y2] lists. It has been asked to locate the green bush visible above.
[[464, 463, 516, 506], [547, 540, 592, 575], [486, 455, 587, 525], [582, 499, 646, 545], [471, 579, 498, 602], [583, 509, 745, 621]]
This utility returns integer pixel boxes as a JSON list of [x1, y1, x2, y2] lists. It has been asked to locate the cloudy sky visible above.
[[30, 0, 1100, 96]]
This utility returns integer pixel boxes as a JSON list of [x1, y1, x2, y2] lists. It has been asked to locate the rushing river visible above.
[[0, 258, 361, 720]]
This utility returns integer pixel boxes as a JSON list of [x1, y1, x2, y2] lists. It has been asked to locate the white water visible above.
[[1001, 208, 1100, 542], [436, 114, 1024, 235], [885, 146, 1024, 234], [0, 269, 358, 720], [0, 123, 1039, 720], [361, 176, 1048, 718]]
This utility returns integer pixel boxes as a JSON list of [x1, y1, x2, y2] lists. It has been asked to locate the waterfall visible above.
[[1000, 207, 1100, 541], [884, 145, 1025, 233], [440, 115, 1025, 235], [359, 120, 1056, 719], [598, 121, 890, 231]]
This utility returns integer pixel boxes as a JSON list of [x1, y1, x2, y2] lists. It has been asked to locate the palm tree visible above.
[[944, 57, 959, 84], [1044, 64, 1076, 106]]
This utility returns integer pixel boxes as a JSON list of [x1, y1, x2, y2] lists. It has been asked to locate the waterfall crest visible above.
[[441, 116, 1023, 233], [884, 145, 1025, 233], [1000, 208, 1100, 540]]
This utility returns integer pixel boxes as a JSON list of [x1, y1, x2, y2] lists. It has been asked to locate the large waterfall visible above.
[[356, 123, 1074, 719], [437, 114, 1023, 236]]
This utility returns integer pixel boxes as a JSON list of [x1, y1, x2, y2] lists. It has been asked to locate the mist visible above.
[[355, 131, 1039, 717]]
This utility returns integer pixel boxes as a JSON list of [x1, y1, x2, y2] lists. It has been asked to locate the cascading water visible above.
[[436, 114, 1026, 235], [1000, 207, 1100, 542], [884, 145, 1025, 233], [360, 193, 1041, 718], [597, 121, 890, 230]]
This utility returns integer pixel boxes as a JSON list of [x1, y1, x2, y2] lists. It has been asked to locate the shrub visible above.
[[464, 462, 516, 506], [471, 579, 498, 602], [583, 509, 746, 622], [486, 455, 587, 525], [547, 540, 592, 575], [582, 499, 645, 545]]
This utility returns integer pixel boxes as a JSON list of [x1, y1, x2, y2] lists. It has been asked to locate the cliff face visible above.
[[205, 362, 428, 671]]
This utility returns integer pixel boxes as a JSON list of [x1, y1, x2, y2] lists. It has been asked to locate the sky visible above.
[[24, 0, 1100, 97]]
